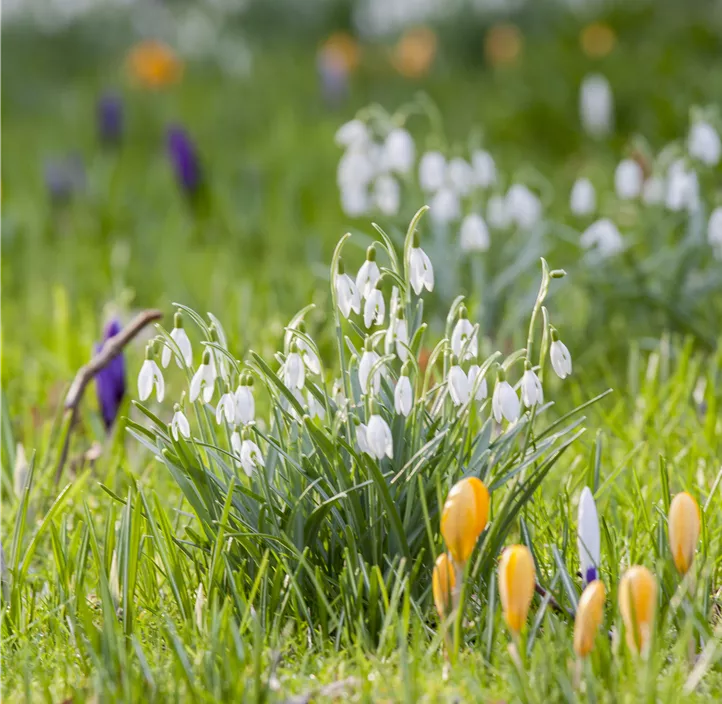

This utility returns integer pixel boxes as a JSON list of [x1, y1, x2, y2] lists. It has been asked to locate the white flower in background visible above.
[[448, 362, 470, 406], [520, 366, 543, 408], [366, 414, 393, 460], [306, 391, 325, 421], [337, 148, 375, 190], [215, 391, 236, 425], [388, 285, 400, 322], [240, 436, 264, 477], [666, 159, 700, 212], [373, 174, 400, 216], [335, 261, 361, 318], [487, 193, 510, 229], [299, 339, 320, 375], [283, 345, 305, 390], [708, 206, 722, 254], [688, 120, 721, 166], [235, 379, 255, 424], [394, 374, 413, 417], [335, 119, 369, 148], [579, 73, 613, 137], [385, 310, 409, 361], [468, 364, 488, 401], [642, 176, 665, 205], [419, 151, 446, 192], [471, 150, 497, 188], [340, 185, 369, 217], [162, 313, 193, 368], [429, 187, 461, 225], [460, 213, 490, 252], [550, 332, 572, 379], [356, 247, 381, 299], [138, 350, 165, 403], [409, 240, 434, 295], [382, 127, 415, 174], [447, 157, 475, 196], [356, 422, 370, 454], [194, 583, 206, 632], [13, 443, 28, 499], [364, 287, 386, 328], [231, 428, 242, 456], [189, 350, 215, 403], [451, 308, 477, 360], [506, 184, 542, 230], [570, 177, 596, 216], [492, 374, 520, 424], [614, 159, 643, 200], [332, 378, 346, 407], [577, 487, 601, 585], [580, 218, 624, 257], [359, 343, 381, 395], [171, 406, 191, 441]]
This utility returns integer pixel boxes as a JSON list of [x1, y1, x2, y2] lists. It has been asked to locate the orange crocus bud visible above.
[[127, 40, 183, 89], [432, 553, 456, 619], [573, 580, 605, 658], [668, 492, 701, 575], [618, 566, 657, 657], [440, 477, 489, 565], [498, 545, 536, 635]]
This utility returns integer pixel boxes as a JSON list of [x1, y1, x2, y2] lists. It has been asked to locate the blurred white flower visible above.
[[189, 352, 215, 403], [468, 364, 488, 401], [335, 266, 361, 318], [235, 383, 255, 425], [550, 335, 572, 379], [195, 583, 205, 632], [492, 378, 520, 423], [394, 375, 413, 417], [451, 311, 478, 360], [429, 187, 461, 225], [487, 194, 510, 229], [240, 438, 264, 477], [283, 349, 305, 390], [708, 206, 722, 254], [162, 323, 193, 368], [332, 378, 345, 407], [614, 159, 643, 200], [359, 346, 381, 395], [520, 367, 543, 408], [447, 157, 475, 196], [340, 185, 369, 217], [642, 176, 665, 205], [138, 357, 165, 403], [419, 151, 446, 192], [471, 150, 497, 188], [666, 159, 699, 212], [337, 148, 375, 190], [386, 312, 409, 361], [171, 408, 191, 440], [382, 127, 415, 174], [13, 443, 28, 499], [366, 414, 393, 460], [356, 422, 370, 455], [335, 119, 369, 148], [580, 218, 624, 257], [570, 177, 596, 216], [688, 120, 721, 166], [577, 487, 600, 585], [356, 250, 381, 299], [448, 364, 470, 406], [506, 184, 542, 229], [373, 174, 400, 216], [306, 391, 325, 421], [364, 287, 386, 328], [460, 213, 490, 252], [409, 244, 434, 295], [215, 391, 236, 425], [579, 73, 613, 137]]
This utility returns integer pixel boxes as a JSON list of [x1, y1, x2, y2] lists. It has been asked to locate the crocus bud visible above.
[[668, 492, 700, 575], [432, 553, 456, 619], [498, 545, 536, 635], [166, 125, 202, 195], [440, 477, 489, 565], [618, 566, 657, 656], [95, 318, 126, 430], [573, 580, 605, 658], [97, 92, 123, 146]]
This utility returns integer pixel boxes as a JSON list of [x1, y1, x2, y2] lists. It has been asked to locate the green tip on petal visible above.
[[412, 231, 420, 248], [550, 327, 560, 342], [459, 305, 468, 320], [337, 258, 345, 275], [174, 311, 183, 328], [202, 349, 211, 365], [366, 246, 376, 261]]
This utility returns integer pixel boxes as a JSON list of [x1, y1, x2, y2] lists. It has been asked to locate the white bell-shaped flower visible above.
[[394, 375, 413, 417], [550, 332, 572, 379], [162, 312, 193, 368], [447, 157, 475, 196], [340, 184, 369, 217], [359, 342, 381, 395], [468, 364, 488, 401], [138, 351, 165, 403], [337, 147, 375, 190], [520, 365, 543, 408], [429, 187, 461, 226], [577, 487, 600, 585], [642, 176, 665, 205], [364, 287, 385, 329], [306, 391, 325, 421], [419, 151, 446, 192], [356, 247, 381, 299], [335, 119, 369, 148], [487, 193, 510, 229], [492, 372, 520, 423], [409, 237, 434, 295], [373, 174, 400, 216], [614, 159, 643, 200], [356, 422, 370, 455], [471, 150, 497, 188], [451, 307, 478, 360], [506, 184, 542, 230], [335, 260, 361, 318], [570, 177, 596, 216], [332, 378, 346, 407], [366, 414, 393, 460], [283, 344, 305, 390], [189, 349, 215, 404], [580, 218, 624, 257], [389, 311, 409, 361], [708, 206, 722, 253], [665, 159, 699, 212], [215, 391, 236, 425], [460, 213, 490, 252], [579, 73, 613, 137], [235, 376, 255, 425], [448, 362, 470, 407], [382, 127, 415, 174], [688, 120, 721, 166], [171, 406, 191, 440], [240, 435, 265, 478]]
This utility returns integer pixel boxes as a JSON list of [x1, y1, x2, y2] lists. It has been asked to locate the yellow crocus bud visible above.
[[668, 492, 700, 575], [432, 553, 456, 619], [440, 477, 489, 565], [573, 580, 605, 658], [618, 566, 657, 656], [498, 545, 536, 635]]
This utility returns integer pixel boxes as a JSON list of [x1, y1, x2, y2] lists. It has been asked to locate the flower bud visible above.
[[498, 545, 536, 635], [573, 580, 605, 658], [618, 566, 656, 656], [432, 553, 456, 619], [668, 492, 700, 575], [440, 477, 489, 565]]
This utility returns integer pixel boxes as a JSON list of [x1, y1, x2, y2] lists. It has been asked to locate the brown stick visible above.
[[54, 309, 163, 486], [536, 582, 575, 620]]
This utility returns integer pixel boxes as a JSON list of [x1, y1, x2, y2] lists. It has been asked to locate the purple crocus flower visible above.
[[166, 125, 202, 195], [97, 92, 123, 145], [95, 318, 126, 430], [317, 52, 348, 108], [44, 154, 85, 204]]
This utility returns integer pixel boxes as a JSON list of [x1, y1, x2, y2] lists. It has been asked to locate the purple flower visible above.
[[44, 154, 85, 203], [317, 53, 348, 108], [166, 125, 202, 194], [95, 318, 126, 430], [98, 92, 123, 145]]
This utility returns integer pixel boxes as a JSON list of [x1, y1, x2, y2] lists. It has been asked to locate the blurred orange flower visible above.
[[319, 32, 360, 74], [393, 27, 437, 79], [485, 23, 523, 68], [127, 40, 183, 89], [580, 22, 616, 59]]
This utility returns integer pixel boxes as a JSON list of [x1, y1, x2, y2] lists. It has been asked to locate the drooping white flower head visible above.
[[235, 374, 255, 425], [340, 184, 369, 217], [189, 349, 216, 404], [419, 151, 446, 192], [240, 434, 265, 478], [570, 177, 596, 216], [171, 405, 191, 441], [614, 158, 643, 200], [459, 213, 490, 252], [373, 174, 400, 216], [665, 159, 700, 212], [451, 307, 478, 360], [359, 339, 381, 395], [409, 234, 434, 295], [306, 390, 325, 421], [506, 184, 542, 230], [382, 127, 415, 174], [468, 364, 488, 401], [580, 218, 624, 257], [332, 377, 346, 407], [366, 414, 393, 460], [577, 487, 601, 585], [486, 193, 510, 229], [364, 287, 386, 329], [335, 118, 370, 148], [492, 370, 520, 424], [579, 73, 613, 137], [550, 330, 572, 379], [688, 120, 721, 167], [215, 390, 237, 425], [335, 259, 361, 318], [387, 309, 409, 361], [162, 312, 193, 368], [356, 247, 381, 300], [356, 422, 370, 455], [429, 187, 461, 226], [471, 149, 497, 188], [520, 365, 543, 408], [447, 157, 475, 196], [394, 374, 413, 417], [448, 361, 470, 407], [283, 342, 305, 390], [708, 206, 722, 256], [138, 347, 165, 403], [642, 176, 665, 205]]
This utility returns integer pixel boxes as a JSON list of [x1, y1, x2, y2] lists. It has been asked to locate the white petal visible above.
[[357, 424, 370, 455], [499, 381, 520, 422], [395, 376, 412, 417], [578, 487, 600, 584], [172, 328, 193, 367], [138, 360, 154, 401], [161, 344, 172, 369], [448, 366, 469, 406], [235, 387, 255, 425], [151, 361, 165, 403]]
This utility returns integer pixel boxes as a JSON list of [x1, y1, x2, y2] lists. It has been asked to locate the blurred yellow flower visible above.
[[618, 566, 656, 656], [484, 23, 523, 68], [319, 32, 360, 74], [668, 492, 700, 575], [580, 22, 616, 59], [440, 477, 489, 565], [498, 544, 535, 635], [127, 40, 183, 89], [573, 580, 605, 658], [392, 27, 437, 79], [432, 552, 456, 619]]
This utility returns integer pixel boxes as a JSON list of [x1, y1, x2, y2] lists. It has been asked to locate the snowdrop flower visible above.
[[570, 177, 596, 216], [385, 309, 409, 361], [447, 359, 470, 407], [419, 151, 446, 192], [332, 378, 346, 407], [506, 184, 542, 230], [460, 213, 490, 252], [356, 247, 381, 299], [447, 157, 474, 196], [366, 414, 393, 460], [240, 432, 264, 478], [550, 330, 572, 379], [688, 120, 721, 166], [394, 373, 413, 416], [292, 321, 321, 375], [235, 374, 255, 425], [382, 127, 415, 174], [373, 174, 400, 216], [468, 364, 488, 401], [580, 218, 624, 257], [335, 259, 361, 318], [642, 176, 665, 205], [335, 119, 369, 148], [707, 206, 722, 254], [520, 364, 543, 408], [340, 185, 369, 217], [171, 405, 191, 440], [487, 193, 510, 229], [215, 389, 236, 425], [579, 73, 613, 137], [409, 235, 434, 295], [162, 311, 193, 368], [337, 148, 375, 190], [471, 150, 496, 188], [359, 340, 381, 395], [666, 159, 699, 212], [364, 287, 385, 328], [492, 370, 520, 423], [451, 307, 477, 360], [356, 422, 370, 454], [190, 349, 215, 403], [429, 187, 461, 226], [577, 487, 600, 585], [138, 346, 165, 403], [614, 159, 643, 200], [283, 343, 305, 390], [306, 391, 325, 421]]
